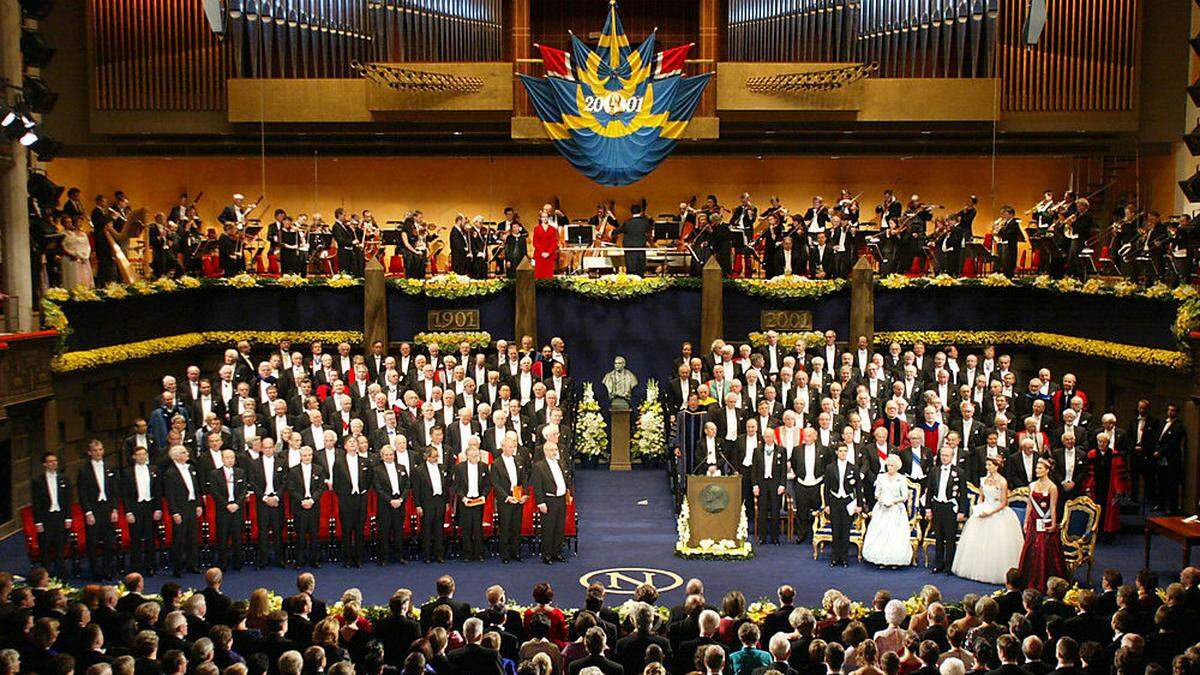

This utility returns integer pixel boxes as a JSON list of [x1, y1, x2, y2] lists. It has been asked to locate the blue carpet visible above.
[[0, 469, 1176, 609]]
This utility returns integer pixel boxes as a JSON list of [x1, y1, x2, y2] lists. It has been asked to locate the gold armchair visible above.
[[1060, 495, 1101, 583]]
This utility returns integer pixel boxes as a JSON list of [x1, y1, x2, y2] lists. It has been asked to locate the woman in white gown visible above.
[[952, 455, 1025, 583], [862, 455, 915, 567], [61, 215, 94, 289]]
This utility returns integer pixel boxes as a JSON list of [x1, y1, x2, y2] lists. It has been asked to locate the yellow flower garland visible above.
[[52, 331, 364, 373], [874, 331, 1190, 370]]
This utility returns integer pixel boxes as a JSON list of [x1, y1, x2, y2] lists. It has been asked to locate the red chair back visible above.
[[20, 506, 41, 560]]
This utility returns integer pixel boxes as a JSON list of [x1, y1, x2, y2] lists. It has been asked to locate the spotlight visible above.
[[1187, 122, 1200, 156], [27, 171, 64, 205], [1, 102, 35, 141], [21, 29, 55, 68], [18, 0, 54, 20], [23, 76, 57, 114], [19, 128, 38, 146], [1189, 79, 1200, 108], [30, 135, 62, 161], [1180, 169, 1200, 203]]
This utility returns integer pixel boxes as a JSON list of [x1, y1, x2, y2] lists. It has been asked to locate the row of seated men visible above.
[[664, 332, 1185, 531], [29, 434, 577, 583]]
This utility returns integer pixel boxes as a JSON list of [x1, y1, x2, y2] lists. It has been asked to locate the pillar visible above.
[[850, 256, 874, 347], [697, 0, 719, 116], [700, 257, 723, 351], [1, 0, 32, 332], [515, 256, 536, 344], [363, 258, 387, 351], [509, 0, 531, 117]]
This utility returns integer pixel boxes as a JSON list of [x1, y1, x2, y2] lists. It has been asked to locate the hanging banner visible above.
[[517, 1, 713, 186]]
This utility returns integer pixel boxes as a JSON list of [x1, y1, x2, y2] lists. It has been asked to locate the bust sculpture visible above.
[[601, 356, 638, 410]]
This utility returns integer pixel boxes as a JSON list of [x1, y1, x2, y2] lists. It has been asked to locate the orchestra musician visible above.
[[469, 215, 488, 279], [837, 189, 861, 224], [167, 192, 192, 226], [179, 208, 205, 277], [1165, 217, 1192, 285], [218, 222, 246, 276], [532, 205, 561, 280], [729, 193, 758, 275], [331, 208, 358, 277], [400, 211, 426, 279], [502, 214, 529, 278], [91, 194, 121, 285], [758, 212, 788, 277], [802, 196, 830, 244], [614, 203, 652, 276], [828, 212, 854, 278], [876, 189, 903, 274], [279, 216, 305, 276], [1029, 190, 1057, 229], [995, 206, 1022, 278], [1133, 211, 1168, 284], [1066, 198, 1095, 279], [901, 194, 936, 274], [450, 214, 473, 276]]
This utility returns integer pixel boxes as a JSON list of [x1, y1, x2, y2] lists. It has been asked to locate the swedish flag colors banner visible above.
[[518, 1, 713, 186]]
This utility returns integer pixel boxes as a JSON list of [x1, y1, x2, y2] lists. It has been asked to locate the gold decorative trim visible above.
[[745, 62, 879, 93]]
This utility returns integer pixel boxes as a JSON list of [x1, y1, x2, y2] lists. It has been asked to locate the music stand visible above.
[[566, 225, 593, 246], [197, 240, 219, 255], [380, 230, 405, 246], [653, 220, 681, 242]]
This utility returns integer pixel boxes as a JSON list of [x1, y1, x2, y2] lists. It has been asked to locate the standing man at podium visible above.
[[823, 444, 862, 566]]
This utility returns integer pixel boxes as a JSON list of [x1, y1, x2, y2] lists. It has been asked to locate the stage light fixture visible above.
[[1186, 121, 1200, 156], [18, 0, 54, 20], [19, 128, 38, 146], [27, 171, 64, 205], [1, 102, 34, 141], [1180, 169, 1200, 203], [30, 135, 61, 161], [21, 29, 56, 68], [22, 76, 57, 114]]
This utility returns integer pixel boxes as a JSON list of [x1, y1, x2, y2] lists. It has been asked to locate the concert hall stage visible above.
[[2, 469, 1176, 609]]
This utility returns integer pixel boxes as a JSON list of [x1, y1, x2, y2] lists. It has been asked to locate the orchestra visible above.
[[41, 187, 1200, 287]]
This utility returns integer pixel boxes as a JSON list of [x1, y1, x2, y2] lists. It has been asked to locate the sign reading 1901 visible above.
[[761, 310, 813, 331], [428, 309, 480, 331]]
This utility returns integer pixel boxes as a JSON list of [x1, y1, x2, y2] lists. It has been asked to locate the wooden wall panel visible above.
[[90, 0, 232, 111], [997, 0, 1140, 112]]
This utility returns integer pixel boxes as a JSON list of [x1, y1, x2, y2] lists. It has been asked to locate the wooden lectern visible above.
[[685, 475, 742, 547]]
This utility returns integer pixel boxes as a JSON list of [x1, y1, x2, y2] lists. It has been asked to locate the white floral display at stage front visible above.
[[575, 382, 609, 460], [631, 379, 665, 461]]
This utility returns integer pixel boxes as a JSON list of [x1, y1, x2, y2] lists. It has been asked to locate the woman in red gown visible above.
[[532, 215, 560, 279], [1017, 457, 1070, 592]]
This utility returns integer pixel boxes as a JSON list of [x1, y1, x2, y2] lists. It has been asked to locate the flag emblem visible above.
[[518, 2, 713, 186]]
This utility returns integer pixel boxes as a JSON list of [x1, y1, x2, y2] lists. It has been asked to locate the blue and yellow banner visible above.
[[518, 1, 713, 186]]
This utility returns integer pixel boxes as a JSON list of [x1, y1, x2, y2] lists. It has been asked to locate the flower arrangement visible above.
[[980, 273, 1014, 287], [177, 275, 202, 289], [874, 330, 1189, 370], [325, 273, 360, 288], [928, 274, 957, 287], [729, 276, 847, 299], [675, 498, 755, 560], [44, 287, 69, 302], [746, 599, 778, 624], [101, 282, 129, 299], [275, 274, 309, 288], [223, 273, 258, 288], [392, 273, 511, 298], [631, 380, 665, 460], [747, 331, 825, 350], [412, 331, 492, 351], [550, 273, 673, 299], [878, 274, 912, 289], [575, 383, 609, 459]]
